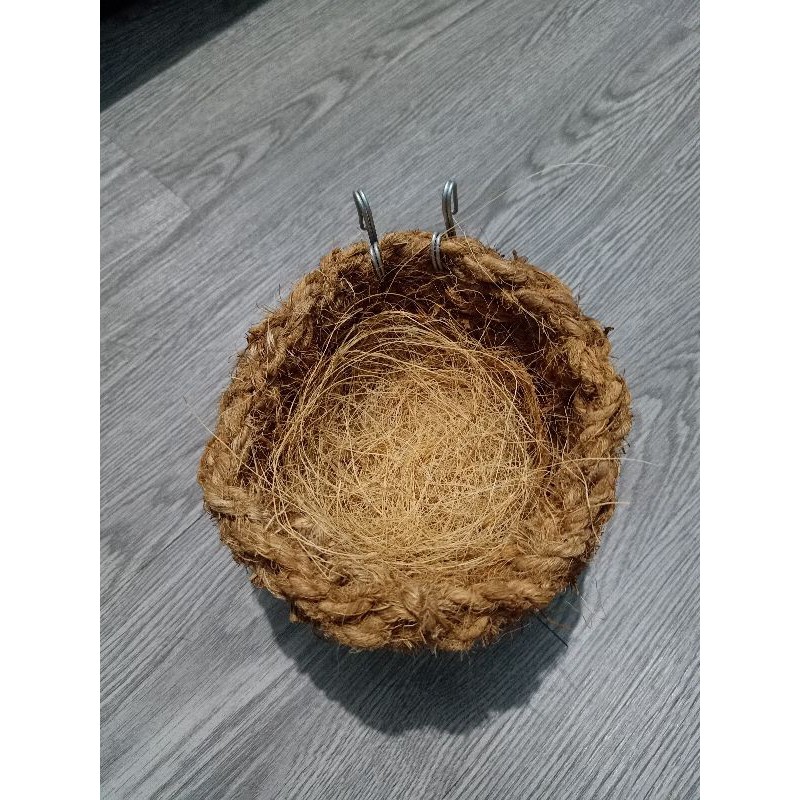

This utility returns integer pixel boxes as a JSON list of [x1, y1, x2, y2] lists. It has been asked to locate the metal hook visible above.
[[431, 179, 459, 272], [442, 179, 458, 235], [352, 189, 384, 280]]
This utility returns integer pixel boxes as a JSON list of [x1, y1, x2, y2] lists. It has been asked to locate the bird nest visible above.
[[198, 231, 631, 650]]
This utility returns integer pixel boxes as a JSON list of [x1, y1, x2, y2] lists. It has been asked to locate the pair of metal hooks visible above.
[[352, 179, 459, 279]]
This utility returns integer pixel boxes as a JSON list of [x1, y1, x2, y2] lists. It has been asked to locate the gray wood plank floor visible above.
[[100, 0, 699, 797]]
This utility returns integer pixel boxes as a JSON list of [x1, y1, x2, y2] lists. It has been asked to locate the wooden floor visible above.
[[100, 0, 699, 797]]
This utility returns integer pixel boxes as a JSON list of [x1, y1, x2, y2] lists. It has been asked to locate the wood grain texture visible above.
[[100, 0, 699, 796]]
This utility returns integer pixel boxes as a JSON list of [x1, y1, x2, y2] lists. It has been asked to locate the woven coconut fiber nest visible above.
[[198, 230, 632, 651]]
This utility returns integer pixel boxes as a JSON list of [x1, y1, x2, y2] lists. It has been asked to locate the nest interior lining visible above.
[[264, 310, 555, 583]]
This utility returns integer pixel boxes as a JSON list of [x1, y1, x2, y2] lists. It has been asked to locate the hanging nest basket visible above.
[[198, 230, 631, 651]]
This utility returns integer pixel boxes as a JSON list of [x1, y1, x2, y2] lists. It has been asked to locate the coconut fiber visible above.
[[197, 231, 632, 651]]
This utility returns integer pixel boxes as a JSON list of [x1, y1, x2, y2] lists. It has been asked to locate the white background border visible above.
[[2, 3, 99, 795], [702, 1, 798, 797]]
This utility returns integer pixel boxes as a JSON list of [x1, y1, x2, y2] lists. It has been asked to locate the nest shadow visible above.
[[256, 583, 584, 734]]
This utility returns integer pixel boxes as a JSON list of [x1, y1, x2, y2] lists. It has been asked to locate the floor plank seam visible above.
[[102, 129, 192, 216], [103, 511, 207, 598]]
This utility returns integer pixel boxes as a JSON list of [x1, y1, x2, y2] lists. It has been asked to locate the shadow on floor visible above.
[[101, 0, 269, 110], [256, 584, 583, 734]]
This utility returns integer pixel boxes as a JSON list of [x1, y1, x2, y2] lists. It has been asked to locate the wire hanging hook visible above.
[[431, 179, 459, 272], [352, 189, 385, 280], [442, 179, 458, 235]]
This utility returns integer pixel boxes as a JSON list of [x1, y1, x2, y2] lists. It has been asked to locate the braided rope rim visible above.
[[198, 231, 632, 651]]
